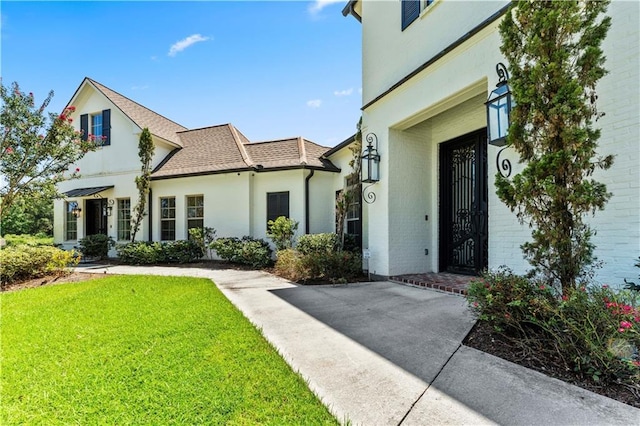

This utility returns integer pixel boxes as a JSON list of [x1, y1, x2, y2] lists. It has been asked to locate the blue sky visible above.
[[1, 1, 361, 147]]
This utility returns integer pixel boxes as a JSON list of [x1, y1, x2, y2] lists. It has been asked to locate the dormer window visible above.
[[402, 0, 435, 31], [80, 109, 111, 146]]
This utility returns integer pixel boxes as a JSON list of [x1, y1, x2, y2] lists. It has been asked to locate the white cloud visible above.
[[309, 0, 344, 15], [307, 99, 322, 108], [168, 34, 210, 57], [334, 88, 353, 97]]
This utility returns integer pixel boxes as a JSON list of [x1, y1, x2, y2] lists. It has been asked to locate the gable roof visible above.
[[75, 78, 188, 146]]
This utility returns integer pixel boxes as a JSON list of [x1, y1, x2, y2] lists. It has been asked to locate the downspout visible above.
[[304, 169, 315, 234], [147, 188, 153, 242]]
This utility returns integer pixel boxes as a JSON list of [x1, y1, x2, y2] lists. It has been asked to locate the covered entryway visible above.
[[439, 129, 488, 275]]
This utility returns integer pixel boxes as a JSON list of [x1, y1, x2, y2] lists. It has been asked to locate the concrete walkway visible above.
[[77, 264, 639, 425]]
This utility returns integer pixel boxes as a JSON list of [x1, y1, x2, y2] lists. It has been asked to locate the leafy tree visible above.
[[0, 81, 97, 221], [0, 194, 53, 236], [130, 128, 154, 241], [496, 1, 613, 294]]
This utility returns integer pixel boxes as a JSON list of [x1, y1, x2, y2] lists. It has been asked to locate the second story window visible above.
[[91, 113, 103, 140], [80, 109, 111, 146], [402, 0, 435, 31]]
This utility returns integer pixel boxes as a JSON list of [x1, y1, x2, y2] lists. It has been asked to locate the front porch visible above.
[[389, 272, 475, 296]]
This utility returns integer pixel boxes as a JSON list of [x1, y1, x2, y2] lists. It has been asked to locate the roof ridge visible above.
[[228, 124, 255, 168], [177, 123, 230, 134], [86, 78, 187, 131], [297, 136, 308, 165]]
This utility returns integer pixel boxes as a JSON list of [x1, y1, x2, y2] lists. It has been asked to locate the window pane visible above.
[[160, 197, 176, 240], [65, 201, 78, 240], [117, 199, 131, 241]]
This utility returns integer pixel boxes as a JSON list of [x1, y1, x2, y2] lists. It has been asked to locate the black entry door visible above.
[[85, 199, 107, 236], [439, 129, 488, 275]]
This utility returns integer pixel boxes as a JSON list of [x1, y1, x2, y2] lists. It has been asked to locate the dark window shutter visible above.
[[401, 0, 420, 30], [102, 109, 111, 146], [80, 114, 88, 141]]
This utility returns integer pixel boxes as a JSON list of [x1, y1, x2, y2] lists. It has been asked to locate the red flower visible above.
[[75, 167, 80, 173], [5, 147, 13, 154], [538, 285, 546, 290], [602, 284, 609, 289], [562, 295, 568, 301], [68, 106, 76, 111], [620, 321, 633, 329], [59, 114, 66, 121]]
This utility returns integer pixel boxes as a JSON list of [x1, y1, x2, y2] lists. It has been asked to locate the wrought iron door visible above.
[[439, 130, 488, 275]]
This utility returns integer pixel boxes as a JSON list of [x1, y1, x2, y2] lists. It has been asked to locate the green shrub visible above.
[[78, 234, 115, 259], [2, 233, 54, 247], [275, 245, 362, 284], [296, 233, 339, 255], [0, 245, 78, 285], [210, 236, 272, 268], [116, 241, 160, 265], [188, 227, 217, 259], [159, 240, 204, 264], [467, 268, 640, 385], [274, 249, 307, 282], [267, 216, 298, 251]]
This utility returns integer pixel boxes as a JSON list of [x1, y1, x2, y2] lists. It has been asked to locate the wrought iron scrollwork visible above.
[[362, 183, 377, 204], [496, 146, 512, 178], [496, 62, 509, 84]]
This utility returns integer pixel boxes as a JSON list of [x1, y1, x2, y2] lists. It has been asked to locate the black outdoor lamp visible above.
[[102, 199, 114, 217], [486, 62, 513, 147], [71, 203, 82, 218], [361, 133, 380, 184], [360, 132, 380, 204]]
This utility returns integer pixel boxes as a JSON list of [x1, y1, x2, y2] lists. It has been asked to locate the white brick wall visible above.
[[360, 0, 639, 284]]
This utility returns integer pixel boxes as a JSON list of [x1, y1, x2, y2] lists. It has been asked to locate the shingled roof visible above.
[[70, 78, 341, 179], [152, 129, 340, 179], [84, 78, 187, 146]]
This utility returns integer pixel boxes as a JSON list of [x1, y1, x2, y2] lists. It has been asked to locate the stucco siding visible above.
[[151, 173, 251, 242], [251, 170, 305, 242]]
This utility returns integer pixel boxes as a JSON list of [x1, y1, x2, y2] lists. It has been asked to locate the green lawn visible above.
[[1, 275, 337, 425]]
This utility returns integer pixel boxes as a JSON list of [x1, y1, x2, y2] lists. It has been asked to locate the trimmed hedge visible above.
[[209, 236, 273, 268], [116, 240, 204, 265]]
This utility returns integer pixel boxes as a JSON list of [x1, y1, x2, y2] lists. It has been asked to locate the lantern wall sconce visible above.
[[486, 62, 513, 177], [102, 199, 115, 217], [71, 203, 82, 218], [361, 132, 380, 204]]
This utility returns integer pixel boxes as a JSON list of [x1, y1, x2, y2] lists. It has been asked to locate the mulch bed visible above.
[[464, 320, 640, 408]]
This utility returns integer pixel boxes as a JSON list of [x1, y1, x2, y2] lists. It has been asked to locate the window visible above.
[[117, 199, 131, 241], [267, 191, 289, 229], [91, 113, 103, 140], [401, 0, 435, 30], [66, 201, 78, 240], [186, 195, 204, 236], [80, 109, 111, 145], [336, 175, 362, 249], [160, 197, 176, 241]]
